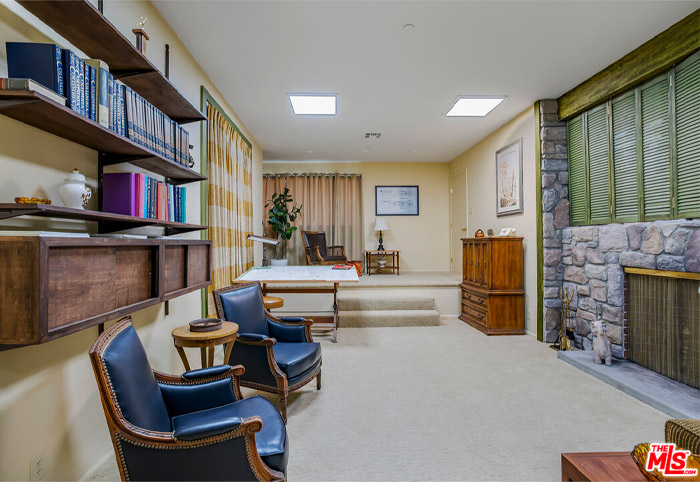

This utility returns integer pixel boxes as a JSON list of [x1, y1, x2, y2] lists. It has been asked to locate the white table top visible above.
[[238, 265, 359, 283]]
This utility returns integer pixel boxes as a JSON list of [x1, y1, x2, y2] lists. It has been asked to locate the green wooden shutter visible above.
[[641, 74, 672, 220], [675, 53, 700, 218], [587, 105, 611, 223], [612, 91, 639, 222], [568, 115, 587, 225]]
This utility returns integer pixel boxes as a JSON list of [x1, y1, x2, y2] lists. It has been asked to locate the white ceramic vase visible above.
[[59, 169, 91, 209]]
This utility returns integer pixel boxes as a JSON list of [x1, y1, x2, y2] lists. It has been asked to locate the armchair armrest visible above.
[[327, 245, 346, 259], [238, 333, 272, 343], [305, 245, 324, 264], [182, 365, 232, 381], [172, 407, 254, 441]]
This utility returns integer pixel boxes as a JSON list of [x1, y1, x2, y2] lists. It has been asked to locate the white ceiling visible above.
[[153, 1, 698, 163]]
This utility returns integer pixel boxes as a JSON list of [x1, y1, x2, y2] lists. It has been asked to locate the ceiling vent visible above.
[[364, 132, 382, 139]]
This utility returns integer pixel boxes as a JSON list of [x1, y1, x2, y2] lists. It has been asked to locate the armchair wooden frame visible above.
[[301, 230, 347, 265], [213, 282, 322, 421], [89, 317, 285, 482]]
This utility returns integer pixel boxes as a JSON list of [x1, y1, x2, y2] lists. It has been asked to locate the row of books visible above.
[[5, 42, 191, 166], [103, 173, 187, 223], [125, 88, 192, 166]]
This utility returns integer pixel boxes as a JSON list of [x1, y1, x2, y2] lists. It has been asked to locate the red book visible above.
[[332, 264, 352, 270]]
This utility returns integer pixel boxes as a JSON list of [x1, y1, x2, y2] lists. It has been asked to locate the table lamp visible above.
[[374, 217, 389, 251]]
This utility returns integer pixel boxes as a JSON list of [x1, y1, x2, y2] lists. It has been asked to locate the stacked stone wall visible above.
[[539, 100, 569, 343], [561, 221, 700, 357]]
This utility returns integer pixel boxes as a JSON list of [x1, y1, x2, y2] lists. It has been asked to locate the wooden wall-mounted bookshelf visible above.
[[17, 0, 205, 123], [0, 90, 205, 184], [0, 0, 212, 348], [0, 204, 207, 236], [0, 237, 211, 349]]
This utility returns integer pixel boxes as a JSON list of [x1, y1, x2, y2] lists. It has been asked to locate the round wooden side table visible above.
[[263, 295, 284, 310], [171, 321, 238, 371]]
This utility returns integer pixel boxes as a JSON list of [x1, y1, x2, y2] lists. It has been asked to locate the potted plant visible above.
[[266, 187, 303, 266]]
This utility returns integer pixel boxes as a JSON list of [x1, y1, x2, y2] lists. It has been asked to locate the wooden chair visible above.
[[89, 316, 288, 481], [301, 230, 347, 265], [214, 282, 322, 421]]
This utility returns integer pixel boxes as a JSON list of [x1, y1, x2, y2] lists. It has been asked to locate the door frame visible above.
[[449, 169, 468, 273]]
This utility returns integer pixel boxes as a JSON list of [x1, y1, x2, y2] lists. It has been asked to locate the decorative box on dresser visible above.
[[460, 237, 525, 335]]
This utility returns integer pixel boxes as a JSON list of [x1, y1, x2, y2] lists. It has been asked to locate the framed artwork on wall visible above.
[[375, 185, 419, 216], [495, 138, 523, 216]]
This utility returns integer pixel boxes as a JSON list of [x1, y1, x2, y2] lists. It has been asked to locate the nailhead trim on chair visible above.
[[114, 431, 264, 482], [95, 322, 267, 481]]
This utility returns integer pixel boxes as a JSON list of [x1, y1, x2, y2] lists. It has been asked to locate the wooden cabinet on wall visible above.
[[460, 237, 524, 335], [0, 237, 211, 348]]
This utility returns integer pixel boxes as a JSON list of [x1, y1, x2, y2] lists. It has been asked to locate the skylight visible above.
[[289, 94, 337, 115], [445, 96, 505, 117]]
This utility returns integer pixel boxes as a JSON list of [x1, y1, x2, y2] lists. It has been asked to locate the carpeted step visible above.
[[339, 309, 440, 328], [337, 295, 435, 312]]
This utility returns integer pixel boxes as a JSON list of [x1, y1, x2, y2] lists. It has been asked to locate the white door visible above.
[[450, 170, 468, 274]]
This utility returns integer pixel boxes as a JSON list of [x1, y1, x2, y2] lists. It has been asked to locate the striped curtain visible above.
[[207, 103, 253, 314]]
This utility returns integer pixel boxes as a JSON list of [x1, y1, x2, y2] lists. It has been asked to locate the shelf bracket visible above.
[[98, 220, 153, 233], [0, 99, 42, 110], [0, 208, 44, 220], [100, 152, 154, 166]]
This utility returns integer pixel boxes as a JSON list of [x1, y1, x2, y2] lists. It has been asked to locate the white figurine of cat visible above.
[[591, 320, 612, 366]]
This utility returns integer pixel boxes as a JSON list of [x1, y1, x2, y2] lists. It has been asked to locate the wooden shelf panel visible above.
[[0, 91, 205, 184], [17, 0, 205, 123], [0, 203, 207, 235]]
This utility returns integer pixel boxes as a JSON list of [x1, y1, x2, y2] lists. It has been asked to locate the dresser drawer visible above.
[[461, 301, 488, 326], [461, 286, 488, 309]]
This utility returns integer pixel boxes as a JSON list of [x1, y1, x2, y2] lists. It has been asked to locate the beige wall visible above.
[[263, 162, 451, 271], [0, 1, 262, 479], [449, 107, 538, 335]]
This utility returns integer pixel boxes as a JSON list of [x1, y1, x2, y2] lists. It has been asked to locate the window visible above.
[[567, 51, 700, 225]]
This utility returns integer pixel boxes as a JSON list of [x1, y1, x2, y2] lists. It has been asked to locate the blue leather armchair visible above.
[[89, 316, 288, 481], [214, 282, 322, 421]]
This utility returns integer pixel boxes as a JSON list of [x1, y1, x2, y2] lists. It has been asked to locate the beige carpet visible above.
[[92, 319, 667, 481]]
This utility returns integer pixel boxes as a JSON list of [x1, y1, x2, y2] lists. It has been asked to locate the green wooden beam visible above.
[[534, 101, 543, 342], [558, 9, 700, 120]]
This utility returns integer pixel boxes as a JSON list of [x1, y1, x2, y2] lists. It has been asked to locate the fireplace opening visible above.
[[627, 270, 700, 389]]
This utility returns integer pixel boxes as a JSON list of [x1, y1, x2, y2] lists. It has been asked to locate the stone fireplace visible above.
[[559, 221, 700, 359], [626, 270, 699, 389]]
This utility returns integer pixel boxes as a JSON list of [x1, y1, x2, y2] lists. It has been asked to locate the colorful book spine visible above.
[[78, 59, 85, 117], [89, 65, 96, 122], [102, 173, 136, 216]]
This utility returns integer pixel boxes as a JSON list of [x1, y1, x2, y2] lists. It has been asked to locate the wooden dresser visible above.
[[460, 237, 524, 335]]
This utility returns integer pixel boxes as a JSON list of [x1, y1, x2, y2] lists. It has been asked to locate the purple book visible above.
[[102, 173, 136, 216]]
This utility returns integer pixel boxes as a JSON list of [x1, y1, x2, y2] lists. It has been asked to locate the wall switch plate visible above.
[[30, 451, 46, 481]]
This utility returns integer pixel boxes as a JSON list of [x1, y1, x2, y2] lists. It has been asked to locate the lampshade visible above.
[[374, 217, 389, 232]]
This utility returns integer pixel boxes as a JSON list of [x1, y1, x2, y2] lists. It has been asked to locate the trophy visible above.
[[133, 17, 149, 55]]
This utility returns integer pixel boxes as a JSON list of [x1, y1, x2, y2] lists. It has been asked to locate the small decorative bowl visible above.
[[189, 318, 223, 332], [632, 442, 700, 481], [14, 197, 51, 205]]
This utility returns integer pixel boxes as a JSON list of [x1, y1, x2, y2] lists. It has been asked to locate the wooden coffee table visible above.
[[561, 452, 647, 481]]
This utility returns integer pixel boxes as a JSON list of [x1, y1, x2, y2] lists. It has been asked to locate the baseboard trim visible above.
[[80, 450, 114, 481]]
